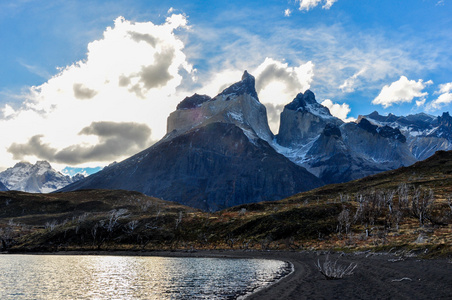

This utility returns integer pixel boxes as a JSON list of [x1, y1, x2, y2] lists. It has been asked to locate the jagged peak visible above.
[[217, 70, 258, 100], [13, 161, 33, 168], [358, 118, 378, 133], [285, 90, 319, 111], [283, 90, 335, 121], [241, 70, 252, 80], [176, 93, 211, 110]]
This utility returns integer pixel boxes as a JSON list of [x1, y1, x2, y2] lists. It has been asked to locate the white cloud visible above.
[[321, 99, 355, 122], [339, 67, 367, 93], [322, 0, 338, 9], [284, 9, 292, 17], [297, 0, 338, 11], [430, 82, 452, 109], [372, 76, 431, 108], [254, 58, 314, 133], [0, 14, 194, 170], [416, 99, 426, 107]]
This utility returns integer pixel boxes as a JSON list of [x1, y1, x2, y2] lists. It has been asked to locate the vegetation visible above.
[[1, 151, 452, 258], [315, 255, 357, 280]]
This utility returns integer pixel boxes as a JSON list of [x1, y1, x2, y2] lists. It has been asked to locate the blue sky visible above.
[[0, 0, 451, 172]]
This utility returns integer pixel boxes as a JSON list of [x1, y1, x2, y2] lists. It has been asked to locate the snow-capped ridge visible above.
[[0, 161, 85, 193]]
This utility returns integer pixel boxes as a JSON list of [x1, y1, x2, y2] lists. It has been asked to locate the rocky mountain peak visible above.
[[167, 71, 273, 143], [176, 94, 211, 110], [284, 90, 331, 116], [218, 70, 258, 100], [277, 90, 342, 146], [357, 118, 406, 142], [438, 112, 452, 127]]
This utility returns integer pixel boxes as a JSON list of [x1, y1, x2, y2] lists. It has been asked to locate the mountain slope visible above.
[[0, 161, 84, 193], [5, 151, 451, 258], [61, 73, 322, 211], [0, 181, 8, 191]]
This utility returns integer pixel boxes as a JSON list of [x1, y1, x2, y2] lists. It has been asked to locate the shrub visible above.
[[315, 255, 357, 280]]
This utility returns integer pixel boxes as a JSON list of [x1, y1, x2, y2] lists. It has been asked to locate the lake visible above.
[[0, 254, 291, 299]]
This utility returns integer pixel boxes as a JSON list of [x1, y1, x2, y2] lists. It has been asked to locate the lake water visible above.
[[0, 254, 291, 299]]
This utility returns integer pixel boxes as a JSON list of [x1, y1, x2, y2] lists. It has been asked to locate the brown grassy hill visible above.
[[1, 151, 451, 257]]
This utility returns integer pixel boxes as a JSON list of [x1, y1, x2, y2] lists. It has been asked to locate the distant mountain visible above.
[[0, 161, 85, 193], [274, 92, 417, 184], [363, 111, 452, 160], [60, 71, 452, 210], [60, 72, 323, 211]]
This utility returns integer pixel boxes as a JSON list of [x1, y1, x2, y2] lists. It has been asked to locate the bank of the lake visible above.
[[4, 250, 451, 299]]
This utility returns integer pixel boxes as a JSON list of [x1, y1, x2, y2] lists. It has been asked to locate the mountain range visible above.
[[0, 161, 84, 193], [59, 72, 322, 211], [0, 71, 447, 208], [56, 71, 452, 210]]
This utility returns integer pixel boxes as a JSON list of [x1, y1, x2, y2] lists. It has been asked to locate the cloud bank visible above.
[[0, 14, 193, 169], [372, 76, 432, 108]]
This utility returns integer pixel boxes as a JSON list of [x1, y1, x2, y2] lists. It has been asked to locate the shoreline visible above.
[[2, 249, 451, 299]]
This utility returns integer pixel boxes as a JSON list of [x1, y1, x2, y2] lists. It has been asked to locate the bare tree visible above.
[[105, 209, 128, 232], [124, 220, 139, 234], [45, 220, 58, 232], [175, 211, 183, 229], [337, 207, 352, 237], [411, 187, 435, 226]]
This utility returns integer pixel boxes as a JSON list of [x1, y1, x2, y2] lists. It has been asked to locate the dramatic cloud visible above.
[[0, 14, 194, 170], [321, 99, 355, 122], [430, 82, 452, 110], [8, 122, 152, 164], [372, 76, 432, 108], [254, 58, 314, 133], [297, 0, 338, 11]]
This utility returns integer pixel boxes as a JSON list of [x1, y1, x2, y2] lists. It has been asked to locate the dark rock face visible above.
[[357, 118, 378, 133], [277, 91, 342, 146], [61, 123, 323, 211], [323, 124, 341, 137], [377, 126, 406, 143], [218, 70, 259, 100], [285, 90, 322, 111], [0, 181, 8, 191], [357, 118, 406, 142], [429, 112, 452, 139], [176, 94, 211, 110]]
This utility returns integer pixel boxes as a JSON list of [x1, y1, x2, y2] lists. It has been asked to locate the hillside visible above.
[[1, 151, 451, 256]]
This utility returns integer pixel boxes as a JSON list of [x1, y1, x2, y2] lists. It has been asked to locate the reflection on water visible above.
[[0, 255, 289, 299]]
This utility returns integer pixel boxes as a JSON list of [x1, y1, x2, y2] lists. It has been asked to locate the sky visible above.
[[0, 0, 451, 173]]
